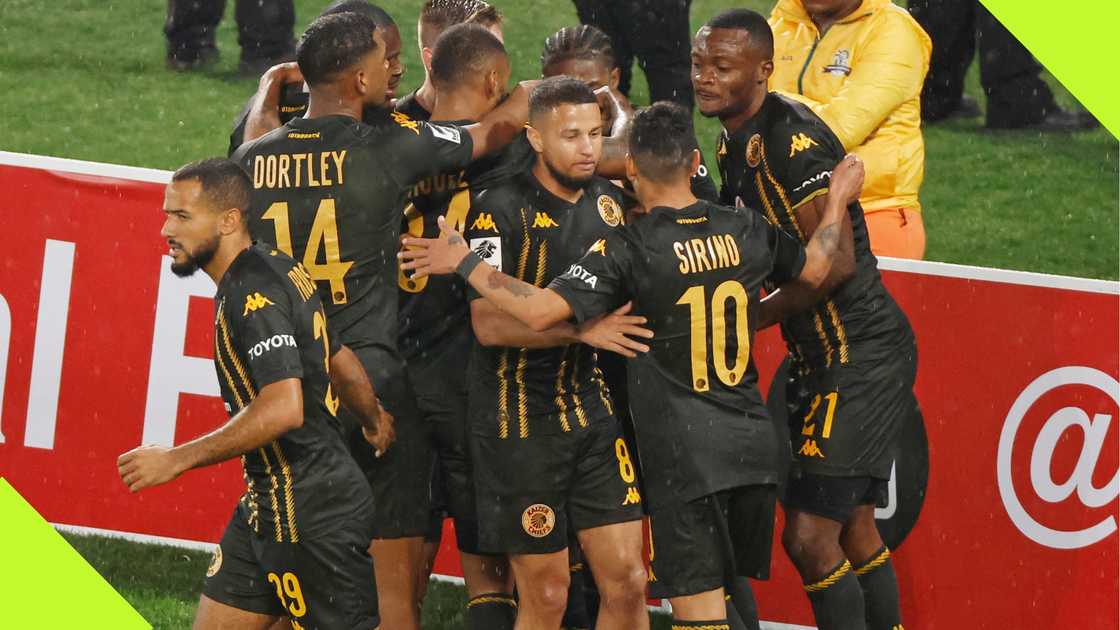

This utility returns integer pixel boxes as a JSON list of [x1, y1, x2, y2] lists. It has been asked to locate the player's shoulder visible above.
[[766, 92, 836, 145], [224, 243, 302, 309], [473, 173, 533, 217]]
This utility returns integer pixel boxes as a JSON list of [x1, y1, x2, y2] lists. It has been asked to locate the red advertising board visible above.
[[0, 152, 1116, 629]]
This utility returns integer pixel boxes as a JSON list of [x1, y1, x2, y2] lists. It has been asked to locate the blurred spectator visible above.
[[909, 0, 1098, 130], [570, 0, 694, 109], [165, 0, 294, 77], [769, 0, 930, 260]]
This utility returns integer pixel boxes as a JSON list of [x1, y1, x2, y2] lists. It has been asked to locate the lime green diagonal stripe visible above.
[[980, 0, 1120, 138], [0, 478, 150, 628]]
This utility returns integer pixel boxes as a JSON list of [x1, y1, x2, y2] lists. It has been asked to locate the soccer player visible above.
[[397, 102, 865, 630], [398, 22, 517, 629], [540, 24, 719, 203], [449, 76, 652, 630], [228, 1, 404, 154], [394, 0, 505, 121], [693, 10, 920, 630], [118, 158, 387, 630], [230, 12, 536, 630]]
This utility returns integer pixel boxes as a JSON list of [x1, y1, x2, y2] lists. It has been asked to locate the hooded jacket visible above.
[[769, 0, 931, 213]]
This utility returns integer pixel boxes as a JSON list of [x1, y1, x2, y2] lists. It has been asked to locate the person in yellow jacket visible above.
[[769, 0, 931, 260]]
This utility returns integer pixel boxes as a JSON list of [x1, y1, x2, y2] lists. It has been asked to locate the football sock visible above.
[[854, 547, 903, 630], [805, 559, 867, 630], [465, 592, 517, 630], [726, 578, 760, 630]]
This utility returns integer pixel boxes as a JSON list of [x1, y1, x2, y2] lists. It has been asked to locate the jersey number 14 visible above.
[[263, 200, 354, 305]]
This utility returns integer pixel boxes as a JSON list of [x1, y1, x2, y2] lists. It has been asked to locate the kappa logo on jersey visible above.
[[428, 123, 462, 144], [565, 263, 598, 288], [588, 238, 607, 256], [522, 503, 556, 538], [471, 213, 499, 232], [243, 292, 274, 316], [248, 334, 297, 359], [391, 111, 420, 135], [746, 133, 763, 168], [622, 486, 641, 506], [798, 438, 825, 458], [469, 237, 503, 272], [789, 133, 819, 158], [823, 49, 853, 76], [597, 194, 622, 227], [532, 212, 560, 228]]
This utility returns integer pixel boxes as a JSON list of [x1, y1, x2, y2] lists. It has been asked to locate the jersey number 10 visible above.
[[676, 280, 750, 392], [263, 200, 354, 305]]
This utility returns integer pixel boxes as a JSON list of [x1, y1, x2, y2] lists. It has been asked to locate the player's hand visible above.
[[398, 216, 471, 278], [117, 445, 185, 492], [362, 402, 395, 457], [594, 85, 632, 137], [830, 153, 864, 205], [260, 61, 304, 89], [576, 302, 654, 358]]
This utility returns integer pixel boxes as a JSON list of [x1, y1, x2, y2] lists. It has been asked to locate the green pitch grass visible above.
[[1, 0, 1116, 278], [11, 0, 1119, 623]]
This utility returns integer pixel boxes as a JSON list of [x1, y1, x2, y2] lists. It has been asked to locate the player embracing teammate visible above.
[[120, 4, 920, 630]]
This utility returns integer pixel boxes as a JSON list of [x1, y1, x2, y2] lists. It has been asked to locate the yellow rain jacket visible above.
[[769, 0, 931, 213]]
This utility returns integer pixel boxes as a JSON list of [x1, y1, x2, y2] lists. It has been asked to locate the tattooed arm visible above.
[[757, 155, 862, 329]]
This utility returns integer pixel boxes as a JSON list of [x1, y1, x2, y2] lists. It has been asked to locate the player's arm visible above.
[[117, 378, 303, 492], [461, 80, 540, 160], [471, 298, 651, 357], [243, 62, 305, 143], [756, 155, 863, 328], [330, 345, 394, 454]]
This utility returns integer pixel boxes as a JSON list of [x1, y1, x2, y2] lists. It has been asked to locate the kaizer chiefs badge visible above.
[[206, 545, 223, 578], [597, 194, 622, 227], [521, 503, 556, 538], [746, 133, 763, 168]]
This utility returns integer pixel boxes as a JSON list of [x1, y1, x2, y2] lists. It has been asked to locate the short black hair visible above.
[[540, 25, 615, 73], [319, 0, 396, 29], [420, 0, 502, 43], [705, 8, 774, 58], [297, 12, 379, 87], [628, 102, 699, 184], [430, 23, 506, 91], [172, 158, 252, 215], [529, 76, 598, 122]]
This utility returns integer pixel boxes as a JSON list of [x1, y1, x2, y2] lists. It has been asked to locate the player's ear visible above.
[[609, 67, 621, 90], [759, 58, 774, 84], [525, 125, 545, 153], [421, 46, 434, 74], [690, 149, 701, 175], [219, 207, 243, 235], [624, 153, 639, 185]]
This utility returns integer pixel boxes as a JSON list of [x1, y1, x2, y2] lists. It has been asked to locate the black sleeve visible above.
[[228, 105, 250, 157], [778, 118, 844, 209], [764, 220, 807, 286], [463, 191, 520, 301], [548, 231, 632, 324], [690, 150, 721, 203], [388, 112, 475, 185], [232, 277, 304, 388]]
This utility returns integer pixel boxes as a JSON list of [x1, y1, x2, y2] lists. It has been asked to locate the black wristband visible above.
[[455, 251, 484, 280]]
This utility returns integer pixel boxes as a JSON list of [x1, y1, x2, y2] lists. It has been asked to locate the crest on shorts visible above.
[[521, 503, 556, 538], [746, 133, 763, 168], [597, 194, 622, 227], [206, 545, 223, 578]]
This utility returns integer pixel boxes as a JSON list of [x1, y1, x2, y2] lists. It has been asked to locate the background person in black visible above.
[[455, 77, 650, 630], [395, 0, 505, 121], [230, 12, 537, 630], [399, 23, 517, 629], [397, 104, 864, 630], [117, 158, 388, 630], [228, 1, 404, 155], [693, 10, 918, 630]]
